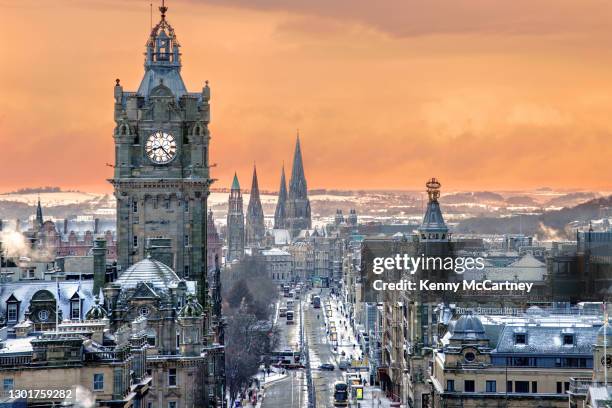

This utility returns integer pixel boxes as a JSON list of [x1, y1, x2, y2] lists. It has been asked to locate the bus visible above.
[[333, 381, 349, 406], [286, 310, 295, 324], [312, 295, 321, 309]]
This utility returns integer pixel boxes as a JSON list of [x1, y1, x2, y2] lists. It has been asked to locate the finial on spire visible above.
[[159, 0, 168, 20], [426, 177, 441, 203]]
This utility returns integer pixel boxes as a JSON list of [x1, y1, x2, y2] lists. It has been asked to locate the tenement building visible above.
[[431, 312, 601, 408]]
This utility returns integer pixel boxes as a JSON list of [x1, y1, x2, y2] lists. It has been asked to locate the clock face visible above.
[[145, 131, 177, 164], [38, 310, 49, 321]]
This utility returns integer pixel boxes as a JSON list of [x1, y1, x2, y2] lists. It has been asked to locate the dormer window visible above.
[[563, 334, 575, 345], [7, 303, 17, 323], [515, 333, 527, 345], [71, 299, 81, 320]]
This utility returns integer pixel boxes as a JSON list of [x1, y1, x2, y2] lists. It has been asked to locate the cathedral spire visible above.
[[246, 165, 265, 246], [274, 165, 288, 229], [286, 133, 311, 237], [289, 132, 307, 199]]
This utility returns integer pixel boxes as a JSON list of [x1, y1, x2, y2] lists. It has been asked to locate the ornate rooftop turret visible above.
[[419, 177, 449, 242], [138, 0, 187, 99], [85, 296, 108, 320], [178, 294, 204, 318]]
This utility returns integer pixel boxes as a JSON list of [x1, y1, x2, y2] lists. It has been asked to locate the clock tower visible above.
[[110, 3, 212, 299]]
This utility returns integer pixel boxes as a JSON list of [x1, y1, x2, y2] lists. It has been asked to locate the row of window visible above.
[[132, 200, 191, 213], [132, 235, 191, 248], [2, 369, 179, 394], [6, 300, 82, 323], [447, 380, 546, 393], [494, 356, 590, 368], [514, 333, 576, 346]]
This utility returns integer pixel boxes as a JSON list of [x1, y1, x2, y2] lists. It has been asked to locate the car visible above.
[[338, 360, 351, 370], [319, 363, 335, 371]]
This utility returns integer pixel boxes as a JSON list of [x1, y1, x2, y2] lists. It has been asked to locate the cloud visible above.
[[194, 0, 612, 38]]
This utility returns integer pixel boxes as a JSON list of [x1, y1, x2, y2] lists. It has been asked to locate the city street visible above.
[[261, 288, 394, 408]]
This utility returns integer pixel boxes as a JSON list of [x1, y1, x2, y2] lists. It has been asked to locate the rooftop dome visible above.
[[116, 257, 181, 289], [85, 296, 108, 320], [450, 314, 488, 341], [178, 294, 204, 318]]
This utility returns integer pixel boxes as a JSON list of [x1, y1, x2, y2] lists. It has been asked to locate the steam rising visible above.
[[0, 229, 52, 261], [536, 222, 564, 241], [71, 385, 96, 408]]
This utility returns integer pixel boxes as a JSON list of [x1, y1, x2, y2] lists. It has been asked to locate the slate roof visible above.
[[450, 314, 488, 341], [463, 253, 546, 282], [0, 281, 97, 323], [115, 257, 181, 289], [137, 66, 189, 100], [494, 325, 598, 354], [419, 201, 448, 233]]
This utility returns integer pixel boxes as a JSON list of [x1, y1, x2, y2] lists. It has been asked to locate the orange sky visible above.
[[2, 0, 612, 193]]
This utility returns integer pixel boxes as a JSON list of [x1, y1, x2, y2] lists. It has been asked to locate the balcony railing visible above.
[[569, 377, 611, 395], [0, 353, 32, 367]]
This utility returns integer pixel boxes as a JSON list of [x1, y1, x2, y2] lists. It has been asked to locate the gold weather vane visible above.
[[426, 177, 441, 202]]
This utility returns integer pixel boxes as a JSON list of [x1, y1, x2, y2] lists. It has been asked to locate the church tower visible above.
[[227, 174, 244, 261], [35, 197, 44, 230], [109, 3, 212, 296], [273, 165, 288, 229], [285, 134, 311, 237], [245, 165, 265, 247]]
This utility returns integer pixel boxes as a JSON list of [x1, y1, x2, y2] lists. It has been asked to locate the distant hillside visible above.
[[456, 195, 612, 239], [443, 191, 505, 204]]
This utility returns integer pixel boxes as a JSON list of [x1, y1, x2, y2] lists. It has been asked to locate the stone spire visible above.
[[227, 173, 244, 261], [35, 196, 44, 230], [274, 165, 288, 229], [289, 134, 307, 199], [419, 178, 449, 242], [246, 165, 265, 247], [286, 133, 311, 237]]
